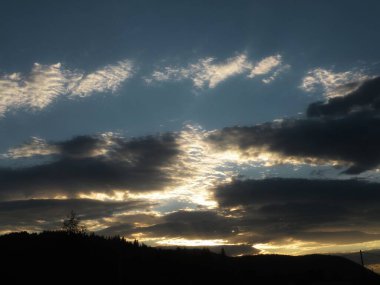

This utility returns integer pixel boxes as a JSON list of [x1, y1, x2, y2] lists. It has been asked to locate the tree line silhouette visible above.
[[0, 211, 379, 284]]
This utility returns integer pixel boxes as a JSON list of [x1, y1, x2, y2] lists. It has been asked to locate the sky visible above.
[[2, 0, 380, 265]]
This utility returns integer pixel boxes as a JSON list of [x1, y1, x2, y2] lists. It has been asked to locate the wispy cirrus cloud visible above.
[[69, 60, 134, 97], [146, 53, 288, 88], [190, 54, 250, 88], [300, 67, 369, 99], [0, 63, 72, 116], [0, 60, 134, 117], [248, 55, 281, 76]]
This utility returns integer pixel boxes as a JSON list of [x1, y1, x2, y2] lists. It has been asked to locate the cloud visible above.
[[307, 76, 380, 117], [0, 198, 149, 233], [1, 124, 242, 208], [146, 53, 287, 88], [300, 67, 369, 99], [0, 133, 180, 199], [208, 76, 380, 174], [214, 178, 380, 245], [158, 244, 258, 256], [137, 210, 239, 239], [4, 133, 118, 160], [96, 209, 258, 255], [94, 177, 380, 251], [248, 55, 282, 77], [190, 54, 250, 88], [216, 178, 380, 208], [0, 63, 73, 115], [208, 112, 380, 174], [68, 60, 134, 97], [0, 60, 134, 117], [261, 63, 290, 84], [147, 54, 250, 88], [4, 137, 60, 159]]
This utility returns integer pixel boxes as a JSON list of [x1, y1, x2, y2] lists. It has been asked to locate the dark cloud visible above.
[[307, 76, 380, 117], [214, 178, 380, 244], [138, 210, 240, 239], [159, 244, 259, 256], [96, 210, 258, 256], [96, 177, 380, 246], [0, 133, 180, 199], [209, 76, 380, 174], [216, 178, 380, 207], [0, 198, 148, 232], [96, 213, 161, 237], [293, 231, 380, 244], [56, 135, 101, 158], [96, 223, 136, 237]]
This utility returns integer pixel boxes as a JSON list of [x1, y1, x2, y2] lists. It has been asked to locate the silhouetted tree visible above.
[[221, 247, 226, 257], [62, 210, 87, 234]]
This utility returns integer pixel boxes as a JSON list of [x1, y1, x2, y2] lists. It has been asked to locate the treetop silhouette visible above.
[[62, 210, 87, 234]]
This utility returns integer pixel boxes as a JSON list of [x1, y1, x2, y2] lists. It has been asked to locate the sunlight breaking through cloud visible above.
[[156, 238, 229, 247], [254, 239, 380, 256]]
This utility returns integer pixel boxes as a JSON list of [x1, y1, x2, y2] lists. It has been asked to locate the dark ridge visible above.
[[1, 231, 379, 285]]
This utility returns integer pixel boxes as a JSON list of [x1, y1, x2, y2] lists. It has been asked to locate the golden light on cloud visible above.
[[78, 190, 128, 201], [75, 124, 345, 212], [162, 124, 239, 208], [254, 239, 380, 256], [156, 238, 229, 247], [119, 124, 239, 209], [4, 137, 60, 159], [206, 128, 346, 169]]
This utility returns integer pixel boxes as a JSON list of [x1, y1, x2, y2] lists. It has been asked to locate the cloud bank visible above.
[[208, 76, 380, 174], [0, 133, 180, 200], [214, 178, 380, 246]]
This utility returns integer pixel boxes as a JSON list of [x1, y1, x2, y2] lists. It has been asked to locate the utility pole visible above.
[[360, 250, 365, 267]]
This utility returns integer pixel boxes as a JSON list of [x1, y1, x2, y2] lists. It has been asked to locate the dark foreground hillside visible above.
[[1, 231, 379, 285]]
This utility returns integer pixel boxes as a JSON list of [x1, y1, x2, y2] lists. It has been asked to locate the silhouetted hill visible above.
[[1, 231, 379, 285]]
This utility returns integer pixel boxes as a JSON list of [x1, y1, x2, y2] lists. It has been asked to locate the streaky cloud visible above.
[[68, 60, 134, 97], [0, 63, 73, 116], [0, 198, 149, 233], [214, 178, 380, 246], [208, 76, 380, 174], [248, 55, 282, 77], [0, 60, 134, 117], [0, 133, 180, 199], [4, 137, 60, 159], [146, 53, 287, 89]]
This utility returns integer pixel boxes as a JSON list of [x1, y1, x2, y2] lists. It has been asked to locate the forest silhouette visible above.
[[1, 229, 380, 284]]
